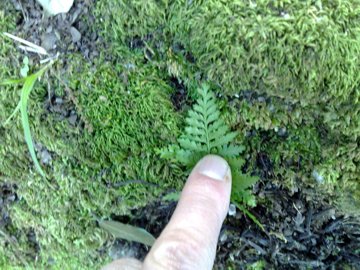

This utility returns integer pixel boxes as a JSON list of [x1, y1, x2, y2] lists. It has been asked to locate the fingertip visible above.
[[101, 258, 142, 270], [184, 155, 232, 220], [144, 155, 232, 270], [194, 155, 231, 183]]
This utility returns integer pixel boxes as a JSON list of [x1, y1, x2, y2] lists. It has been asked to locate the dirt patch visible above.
[[10, 0, 99, 58], [0, 183, 17, 230], [215, 183, 360, 269], [169, 77, 188, 111], [7, 0, 101, 129], [104, 182, 360, 270]]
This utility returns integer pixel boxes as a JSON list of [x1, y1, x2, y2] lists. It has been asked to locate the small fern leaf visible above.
[[193, 104, 205, 115], [232, 166, 258, 192], [176, 149, 194, 165], [178, 137, 207, 152], [208, 123, 230, 141], [206, 110, 221, 125], [210, 131, 238, 149], [205, 102, 217, 115], [187, 110, 204, 124], [158, 145, 179, 160], [218, 145, 245, 158], [176, 149, 204, 167], [185, 126, 203, 136], [185, 117, 205, 130]]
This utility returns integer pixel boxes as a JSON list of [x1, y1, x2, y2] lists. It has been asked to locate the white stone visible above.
[[36, 0, 74, 16], [228, 204, 236, 216]]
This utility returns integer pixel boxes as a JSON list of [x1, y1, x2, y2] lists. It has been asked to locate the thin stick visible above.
[[3, 32, 48, 55], [18, 45, 44, 54]]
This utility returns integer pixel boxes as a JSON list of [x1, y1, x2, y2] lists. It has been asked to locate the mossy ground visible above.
[[0, 0, 359, 269]]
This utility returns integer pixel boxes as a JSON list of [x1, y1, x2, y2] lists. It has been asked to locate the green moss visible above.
[[166, 1, 360, 207], [169, 1, 360, 141], [71, 51, 184, 200], [170, 1, 360, 99], [94, 0, 201, 94], [0, 9, 184, 270], [94, 0, 169, 43], [1, 49, 185, 268], [223, 93, 359, 210]]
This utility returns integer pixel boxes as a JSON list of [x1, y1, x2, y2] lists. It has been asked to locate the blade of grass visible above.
[[20, 73, 46, 177], [234, 202, 265, 232], [4, 102, 21, 126], [3, 62, 53, 178], [0, 78, 26, 85], [99, 220, 156, 246], [19, 63, 51, 177]]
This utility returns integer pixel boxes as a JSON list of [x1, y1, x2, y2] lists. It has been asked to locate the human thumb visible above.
[[143, 154, 232, 270]]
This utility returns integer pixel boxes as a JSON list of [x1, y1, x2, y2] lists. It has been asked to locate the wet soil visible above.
[[108, 183, 360, 270]]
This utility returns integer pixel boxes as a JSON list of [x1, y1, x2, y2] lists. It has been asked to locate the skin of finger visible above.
[[101, 258, 142, 270], [143, 155, 232, 270]]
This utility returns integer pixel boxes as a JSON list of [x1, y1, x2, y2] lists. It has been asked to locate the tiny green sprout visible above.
[[20, 56, 29, 77]]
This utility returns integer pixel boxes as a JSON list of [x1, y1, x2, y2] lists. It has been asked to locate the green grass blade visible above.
[[99, 220, 156, 246], [0, 78, 26, 85], [234, 202, 265, 232], [20, 74, 45, 177], [3, 102, 21, 126]]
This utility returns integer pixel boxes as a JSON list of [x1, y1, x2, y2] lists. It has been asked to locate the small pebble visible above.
[[68, 114, 78, 126], [281, 12, 291, 20], [220, 232, 228, 242], [70, 26, 81, 43], [41, 33, 57, 51], [278, 127, 287, 136], [124, 63, 136, 70], [7, 194, 16, 202], [257, 96, 265, 102], [99, 96, 107, 102], [55, 97, 63, 104], [268, 104, 275, 112], [228, 203, 236, 216], [46, 26, 53, 33], [41, 150, 52, 165], [312, 170, 324, 184]]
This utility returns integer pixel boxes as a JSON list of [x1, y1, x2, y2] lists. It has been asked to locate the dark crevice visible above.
[[169, 77, 188, 111]]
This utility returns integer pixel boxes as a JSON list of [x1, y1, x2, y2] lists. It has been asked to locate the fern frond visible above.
[[159, 83, 259, 211]]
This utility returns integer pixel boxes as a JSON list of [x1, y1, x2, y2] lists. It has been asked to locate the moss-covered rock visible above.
[[169, 1, 360, 101], [95, 0, 169, 44], [167, 1, 360, 207], [1, 49, 184, 268], [71, 51, 184, 202], [0, 11, 184, 270], [1, 0, 360, 268]]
